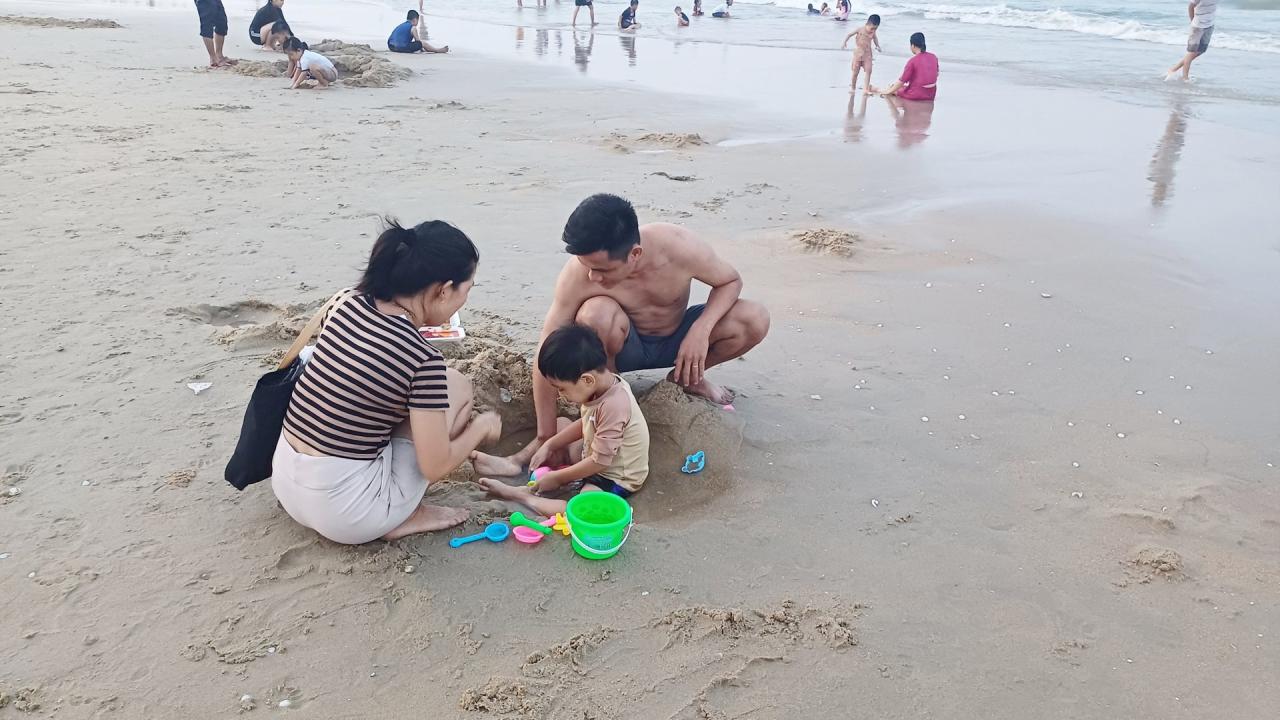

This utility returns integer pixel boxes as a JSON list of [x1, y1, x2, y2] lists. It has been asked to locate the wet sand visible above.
[[1, 3, 1278, 719]]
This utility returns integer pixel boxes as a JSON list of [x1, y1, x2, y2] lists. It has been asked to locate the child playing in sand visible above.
[[475, 325, 650, 517], [249, 0, 290, 51], [285, 38, 337, 89], [676, 6, 690, 26], [841, 14, 881, 94]]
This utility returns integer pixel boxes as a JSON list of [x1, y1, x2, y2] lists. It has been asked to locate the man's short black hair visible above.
[[407, 9, 419, 21], [910, 31, 926, 51], [538, 325, 609, 382], [563, 194, 641, 261], [868, 14, 880, 25]]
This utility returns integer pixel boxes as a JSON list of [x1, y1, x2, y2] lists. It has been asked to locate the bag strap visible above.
[[276, 289, 353, 370]]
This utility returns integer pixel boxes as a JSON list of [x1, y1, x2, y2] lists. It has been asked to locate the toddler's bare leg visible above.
[[478, 478, 568, 517]]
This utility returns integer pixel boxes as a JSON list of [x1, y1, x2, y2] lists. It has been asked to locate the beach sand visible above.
[[1, 3, 1278, 718]]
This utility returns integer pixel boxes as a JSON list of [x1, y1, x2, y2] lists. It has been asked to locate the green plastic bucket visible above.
[[565, 492, 633, 560]]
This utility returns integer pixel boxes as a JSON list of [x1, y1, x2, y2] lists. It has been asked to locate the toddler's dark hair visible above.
[[538, 325, 609, 382], [868, 14, 880, 25], [284, 37, 308, 52]]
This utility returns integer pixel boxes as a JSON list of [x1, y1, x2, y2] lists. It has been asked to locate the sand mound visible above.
[[232, 40, 411, 88], [637, 132, 707, 148], [0, 16, 121, 29], [1120, 544, 1187, 586], [792, 228, 860, 257]]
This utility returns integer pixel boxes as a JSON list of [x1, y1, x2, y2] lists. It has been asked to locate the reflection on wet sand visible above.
[[573, 31, 594, 72], [619, 35, 637, 67], [843, 93, 868, 143], [1148, 96, 1190, 208], [885, 96, 934, 149]]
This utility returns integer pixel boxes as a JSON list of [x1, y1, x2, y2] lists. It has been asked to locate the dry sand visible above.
[[1, 6, 1278, 720]]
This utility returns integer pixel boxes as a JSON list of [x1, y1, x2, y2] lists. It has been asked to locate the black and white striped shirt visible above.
[[284, 292, 449, 459]]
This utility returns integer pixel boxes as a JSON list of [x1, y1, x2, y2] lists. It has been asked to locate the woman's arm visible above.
[[408, 408, 500, 481]]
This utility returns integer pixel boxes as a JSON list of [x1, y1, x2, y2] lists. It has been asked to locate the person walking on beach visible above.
[[841, 14, 881, 95], [1167, 0, 1216, 81], [531, 194, 770, 459], [388, 8, 449, 53], [194, 0, 233, 67], [573, 0, 597, 27], [620, 0, 641, 30], [872, 32, 938, 101], [271, 219, 500, 544]]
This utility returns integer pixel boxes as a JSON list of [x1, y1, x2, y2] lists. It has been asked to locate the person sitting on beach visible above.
[[285, 38, 338, 89], [194, 0, 233, 68], [841, 14, 881, 95], [475, 325, 650, 516], [1167, 0, 1216, 81], [676, 6, 690, 26], [271, 219, 501, 544], [531, 194, 769, 458], [572, 0, 597, 27], [249, 0, 290, 51], [711, 0, 732, 18], [692, 0, 704, 16], [388, 8, 449, 53], [620, 0, 641, 31], [872, 32, 938, 101]]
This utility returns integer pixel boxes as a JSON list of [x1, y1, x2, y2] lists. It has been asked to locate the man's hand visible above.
[[673, 328, 711, 386]]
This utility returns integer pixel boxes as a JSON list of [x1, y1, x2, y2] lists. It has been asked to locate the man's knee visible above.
[[736, 300, 771, 346], [575, 297, 629, 354]]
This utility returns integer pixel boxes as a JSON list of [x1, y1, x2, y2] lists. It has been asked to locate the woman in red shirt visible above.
[[873, 32, 938, 101]]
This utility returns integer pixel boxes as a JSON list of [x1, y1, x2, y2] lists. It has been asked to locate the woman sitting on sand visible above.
[[249, 0, 290, 51], [271, 220, 502, 544]]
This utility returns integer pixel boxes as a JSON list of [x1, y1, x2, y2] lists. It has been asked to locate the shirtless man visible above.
[[532, 194, 770, 448]]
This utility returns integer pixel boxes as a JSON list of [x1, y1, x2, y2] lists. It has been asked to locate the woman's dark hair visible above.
[[284, 37, 308, 52], [407, 9, 420, 21], [910, 32, 926, 51], [538, 325, 608, 382], [563, 194, 641, 260], [358, 219, 479, 301]]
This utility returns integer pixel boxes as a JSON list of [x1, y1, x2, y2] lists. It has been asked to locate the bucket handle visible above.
[[568, 522, 633, 557]]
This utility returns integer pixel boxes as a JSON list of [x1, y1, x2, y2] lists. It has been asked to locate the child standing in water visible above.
[[474, 325, 650, 517], [841, 14, 882, 95], [285, 38, 337, 89]]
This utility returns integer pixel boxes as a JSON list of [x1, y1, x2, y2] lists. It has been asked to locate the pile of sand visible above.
[[1125, 544, 1186, 584], [0, 16, 121, 29], [608, 132, 708, 153], [791, 228, 860, 257], [232, 40, 411, 88]]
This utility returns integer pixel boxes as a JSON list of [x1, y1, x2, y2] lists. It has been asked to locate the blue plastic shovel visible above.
[[449, 522, 511, 549]]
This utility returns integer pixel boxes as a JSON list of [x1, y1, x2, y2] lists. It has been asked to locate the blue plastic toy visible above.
[[449, 522, 511, 548], [681, 451, 706, 474]]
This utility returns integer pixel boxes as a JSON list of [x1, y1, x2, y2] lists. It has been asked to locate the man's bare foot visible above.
[[382, 503, 468, 540], [471, 451, 523, 477], [478, 477, 529, 502], [437, 45, 449, 53], [671, 375, 735, 405]]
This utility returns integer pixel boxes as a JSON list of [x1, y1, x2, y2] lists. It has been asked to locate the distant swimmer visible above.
[[1167, 0, 1216, 81], [249, 0, 290, 52], [620, 0, 641, 31], [711, 0, 732, 18], [820, 2, 831, 15], [834, 0, 850, 21], [388, 7, 449, 53], [573, 0, 598, 27], [675, 6, 690, 26], [807, 3, 820, 14], [841, 14, 882, 96], [692, 0, 704, 16]]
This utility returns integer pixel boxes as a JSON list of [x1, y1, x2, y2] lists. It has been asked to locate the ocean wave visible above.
[[757, 1, 1280, 54]]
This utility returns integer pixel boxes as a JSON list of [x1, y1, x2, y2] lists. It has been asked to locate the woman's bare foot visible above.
[[382, 503, 468, 540], [471, 451, 523, 477], [478, 477, 528, 502]]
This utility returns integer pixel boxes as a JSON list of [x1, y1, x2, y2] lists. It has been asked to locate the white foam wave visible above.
[[760, 1, 1280, 54]]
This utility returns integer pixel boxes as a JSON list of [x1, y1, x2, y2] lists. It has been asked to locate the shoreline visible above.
[[2, 5, 1278, 719]]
